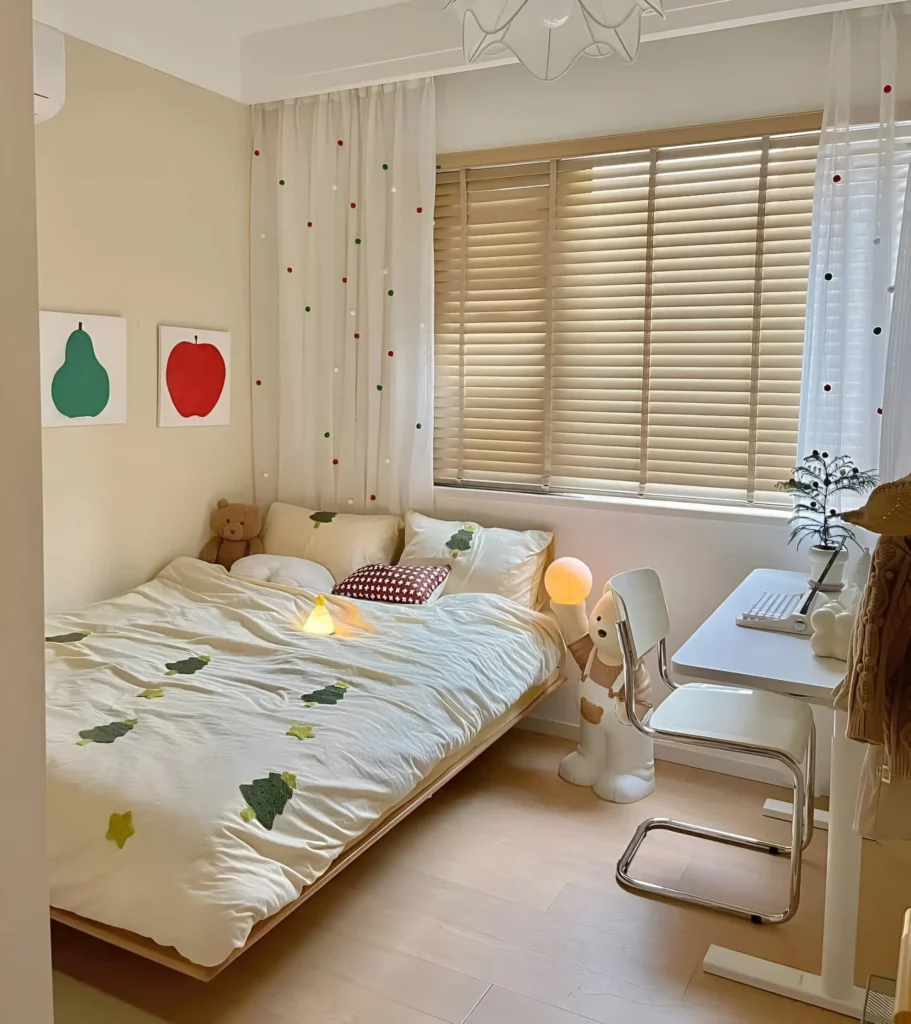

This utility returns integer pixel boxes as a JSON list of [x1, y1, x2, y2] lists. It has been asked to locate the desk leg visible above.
[[703, 710, 866, 1018]]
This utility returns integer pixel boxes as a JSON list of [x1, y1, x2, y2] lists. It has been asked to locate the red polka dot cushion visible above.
[[332, 564, 450, 605]]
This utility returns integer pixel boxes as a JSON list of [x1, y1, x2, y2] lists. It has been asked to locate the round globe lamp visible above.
[[545, 558, 593, 642], [545, 557, 593, 605]]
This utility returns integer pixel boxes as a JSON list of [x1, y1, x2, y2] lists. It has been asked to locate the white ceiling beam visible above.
[[240, 0, 905, 104]]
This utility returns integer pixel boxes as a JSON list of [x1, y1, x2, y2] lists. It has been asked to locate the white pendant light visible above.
[[446, 0, 665, 81]]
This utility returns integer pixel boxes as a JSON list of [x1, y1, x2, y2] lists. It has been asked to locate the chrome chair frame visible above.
[[613, 585, 816, 926]]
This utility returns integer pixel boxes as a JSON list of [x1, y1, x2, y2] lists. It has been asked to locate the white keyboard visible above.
[[737, 590, 816, 636]]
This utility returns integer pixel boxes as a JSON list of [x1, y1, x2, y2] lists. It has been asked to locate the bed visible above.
[[45, 556, 565, 979]]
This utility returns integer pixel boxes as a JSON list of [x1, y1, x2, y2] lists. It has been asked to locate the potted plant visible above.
[[777, 451, 876, 591]]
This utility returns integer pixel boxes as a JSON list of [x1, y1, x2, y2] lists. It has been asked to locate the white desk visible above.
[[672, 568, 866, 1019]]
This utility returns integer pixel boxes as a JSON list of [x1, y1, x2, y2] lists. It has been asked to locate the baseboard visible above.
[[515, 718, 789, 787], [654, 739, 790, 786], [515, 716, 580, 741]]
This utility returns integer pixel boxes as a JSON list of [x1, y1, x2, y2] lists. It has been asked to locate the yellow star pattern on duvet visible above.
[[286, 724, 315, 741], [106, 811, 135, 849]]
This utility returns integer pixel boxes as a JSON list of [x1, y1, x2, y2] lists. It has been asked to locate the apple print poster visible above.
[[158, 327, 231, 427], [40, 312, 128, 428]]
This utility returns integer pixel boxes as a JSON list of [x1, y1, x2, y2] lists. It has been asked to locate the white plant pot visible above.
[[807, 544, 849, 592]]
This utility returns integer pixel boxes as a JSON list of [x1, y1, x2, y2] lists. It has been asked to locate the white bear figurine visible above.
[[552, 585, 656, 804], [810, 583, 861, 662]]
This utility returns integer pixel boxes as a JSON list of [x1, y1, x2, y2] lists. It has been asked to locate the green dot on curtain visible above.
[[305, 306, 311, 312], [279, 179, 285, 186], [324, 432, 330, 439], [383, 163, 389, 170], [377, 385, 383, 392], [355, 238, 362, 245], [388, 290, 394, 297], [416, 423, 422, 430]]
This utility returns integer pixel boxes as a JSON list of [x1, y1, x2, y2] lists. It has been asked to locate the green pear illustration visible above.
[[51, 322, 110, 419]]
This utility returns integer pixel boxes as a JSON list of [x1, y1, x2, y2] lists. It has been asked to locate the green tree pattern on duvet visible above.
[[310, 511, 337, 529], [301, 682, 349, 706], [165, 655, 211, 676], [240, 771, 297, 830], [77, 719, 138, 746], [46, 631, 90, 644]]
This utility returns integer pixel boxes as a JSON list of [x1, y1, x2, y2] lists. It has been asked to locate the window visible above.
[[434, 117, 821, 507]]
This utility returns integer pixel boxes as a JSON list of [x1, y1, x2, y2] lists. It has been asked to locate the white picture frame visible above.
[[158, 326, 231, 427], [39, 311, 128, 428]]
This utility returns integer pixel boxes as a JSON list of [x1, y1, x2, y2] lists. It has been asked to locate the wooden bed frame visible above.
[[51, 671, 566, 982]]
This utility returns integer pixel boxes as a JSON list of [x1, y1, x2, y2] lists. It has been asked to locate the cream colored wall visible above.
[[0, 6, 55, 1023], [36, 37, 253, 612]]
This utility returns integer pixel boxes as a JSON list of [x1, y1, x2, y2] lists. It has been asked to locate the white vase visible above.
[[807, 544, 849, 592]]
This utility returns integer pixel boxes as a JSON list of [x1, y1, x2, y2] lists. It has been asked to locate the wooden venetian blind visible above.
[[434, 120, 820, 506]]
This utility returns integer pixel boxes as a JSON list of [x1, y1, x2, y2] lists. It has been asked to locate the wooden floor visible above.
[[52, 730, 911, 1024]]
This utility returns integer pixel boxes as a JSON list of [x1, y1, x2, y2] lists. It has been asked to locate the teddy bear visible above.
[[546, 560, 656, 804], [199, 499, 264, 571]]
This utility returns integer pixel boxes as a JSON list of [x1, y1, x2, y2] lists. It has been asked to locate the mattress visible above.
[[45, 557, 564, 967]]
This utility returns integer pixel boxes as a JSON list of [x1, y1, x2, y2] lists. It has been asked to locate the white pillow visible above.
[[261, 502, 403, 583], [230, 554, 336, 593], [400, 511, 552, 609]]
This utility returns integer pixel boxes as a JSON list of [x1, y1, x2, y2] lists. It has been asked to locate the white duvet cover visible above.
[[45, 557, 563, 967]]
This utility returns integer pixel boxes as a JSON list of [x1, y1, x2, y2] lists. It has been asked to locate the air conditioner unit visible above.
[[33, 22, 65, 123]]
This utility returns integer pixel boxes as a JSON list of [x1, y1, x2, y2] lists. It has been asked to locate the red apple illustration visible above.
[[166, 336, 227, 418]]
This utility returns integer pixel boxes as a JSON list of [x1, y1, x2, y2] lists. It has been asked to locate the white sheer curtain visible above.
[[250, 81, 435, 515], [881, 163, 911, 481], [798, 6, 911, 483]]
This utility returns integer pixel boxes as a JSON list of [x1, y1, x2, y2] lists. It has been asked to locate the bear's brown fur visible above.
[[199, 499, 264, 571]]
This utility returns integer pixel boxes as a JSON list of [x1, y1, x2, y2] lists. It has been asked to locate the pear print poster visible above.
[[158, 326, 231, 427], [39, 312, 128, 428]]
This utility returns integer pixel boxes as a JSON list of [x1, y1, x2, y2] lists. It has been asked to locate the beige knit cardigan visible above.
[[835, 536, 911, 778]]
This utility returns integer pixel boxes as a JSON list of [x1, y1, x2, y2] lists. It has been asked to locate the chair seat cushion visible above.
[[649, 683, 813, 762]]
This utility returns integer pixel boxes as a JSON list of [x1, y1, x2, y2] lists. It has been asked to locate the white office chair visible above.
[[610, 568, 816, 925]]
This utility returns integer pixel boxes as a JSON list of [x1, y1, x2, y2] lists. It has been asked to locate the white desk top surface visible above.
[[672, 568, 846, 706]]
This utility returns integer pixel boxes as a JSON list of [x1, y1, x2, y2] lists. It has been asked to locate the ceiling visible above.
[[34, 0, 903, 104]]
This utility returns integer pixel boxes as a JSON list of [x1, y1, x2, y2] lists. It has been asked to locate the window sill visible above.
[[432, 484, 793, 528]]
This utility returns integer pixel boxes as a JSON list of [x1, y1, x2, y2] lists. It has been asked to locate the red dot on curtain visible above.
[[256, 380, 262, 386], [287, 267, 293, 273], [342, 277, 348, 283], [417, 207, 423, 213], [878, 407, 884, 415], [338, 140, 344, 146], [254, 150, 260, 157], [370, 494, 377, 502], [884, 85, 893, 94], [351, 202, 357, 209], [824, 384, 832, 392], [833, 174, 842, 183], [388, 350, 394, 357], [307, 221, 313, 228], [333, 458, 339, 465], [354, 333, 360, 339]]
